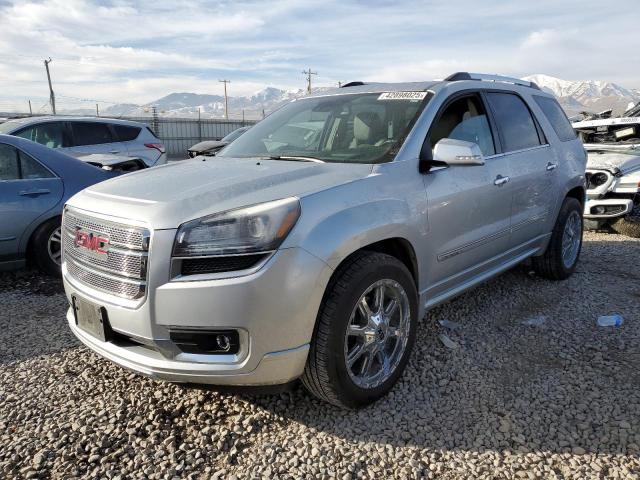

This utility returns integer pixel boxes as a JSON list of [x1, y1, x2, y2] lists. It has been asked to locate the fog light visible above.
[[169, 328, 240, 355], [216, 334, 231, 352], [593, 206, 606, 214]]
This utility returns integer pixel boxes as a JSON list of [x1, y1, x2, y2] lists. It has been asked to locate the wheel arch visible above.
[[25, 213, 62, 262]]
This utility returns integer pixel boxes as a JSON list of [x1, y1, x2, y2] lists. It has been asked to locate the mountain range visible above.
[[92, 74, 640, 120]]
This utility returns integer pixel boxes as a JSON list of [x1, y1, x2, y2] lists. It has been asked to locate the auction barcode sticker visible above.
[[378, 91, 427, 101]]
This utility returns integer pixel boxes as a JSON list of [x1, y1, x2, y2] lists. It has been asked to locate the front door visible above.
[[421, 93, 513, 301], [0, 144, 63, 261]]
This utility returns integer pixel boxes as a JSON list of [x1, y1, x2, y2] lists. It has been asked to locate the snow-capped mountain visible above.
[[523, 74, 640, 116], [103, 87, 330, 119]]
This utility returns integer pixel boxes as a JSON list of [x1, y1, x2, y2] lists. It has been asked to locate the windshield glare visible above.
[[219, 92, 429, 164]]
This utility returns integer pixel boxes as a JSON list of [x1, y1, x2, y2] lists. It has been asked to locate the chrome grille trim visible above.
[[66, 258, 146, 299], [63, 208, 150, 300], [63, 210, 148, 250], [62, 230, 147, 279]]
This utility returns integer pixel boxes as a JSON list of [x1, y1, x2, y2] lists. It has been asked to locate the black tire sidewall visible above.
[[32, 217, 62, 276], [322, 255, 418, 406], [552, 198, 583, 276]]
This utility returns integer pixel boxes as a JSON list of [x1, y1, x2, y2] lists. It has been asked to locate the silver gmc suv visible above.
[[62, 73, 586, 408]]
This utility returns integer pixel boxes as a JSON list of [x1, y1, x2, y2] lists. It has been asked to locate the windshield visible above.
[[221, 127, 249, 143], [219, 92, 430, 164]]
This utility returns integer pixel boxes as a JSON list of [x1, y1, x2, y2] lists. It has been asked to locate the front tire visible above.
[[302, 252, 418, 408], [532, 197, 582, 280], [31, 218, 62, 276]]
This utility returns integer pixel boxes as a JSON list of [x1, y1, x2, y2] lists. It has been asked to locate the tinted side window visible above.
[[113, 124, 141, 141], [533, 95, 576, 142], [19, 151, 54, 179], [486, 93, 541, 152], [430, 95, 496, 156], [14, 122, 70, 148], [72, 122, 114, 146], [0, 144, 19, 180]]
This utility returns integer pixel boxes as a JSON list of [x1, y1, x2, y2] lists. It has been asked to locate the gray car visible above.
[[61, 73, 586, 407], [187, 126, 251, 158], [0, 116, 166, 167]]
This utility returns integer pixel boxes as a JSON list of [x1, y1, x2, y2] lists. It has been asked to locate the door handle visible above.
[[546, 162, 557, 171], [494, 175, 510, 186], [19, 188, 51, 196], [109, 150, 120, 154]]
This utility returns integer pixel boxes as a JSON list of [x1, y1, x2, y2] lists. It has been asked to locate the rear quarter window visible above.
[[486, 92, 542, 152], [533, 95, 577, 142], [113, 124, 141, 142]]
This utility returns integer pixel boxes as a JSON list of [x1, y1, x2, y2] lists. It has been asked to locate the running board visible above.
[[424, 248, 538, 310]]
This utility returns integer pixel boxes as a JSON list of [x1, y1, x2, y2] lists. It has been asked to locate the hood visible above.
[[68, 157, 373, 229], [188, 140, 226, 153], [587, 150, 640, 175]]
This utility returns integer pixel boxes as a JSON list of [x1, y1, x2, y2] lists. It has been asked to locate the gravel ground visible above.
[[1, 231, 639, 479]]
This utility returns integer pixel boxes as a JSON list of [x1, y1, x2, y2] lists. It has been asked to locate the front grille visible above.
[[180, 254, 268, 276], [63, 209, 149, 300]]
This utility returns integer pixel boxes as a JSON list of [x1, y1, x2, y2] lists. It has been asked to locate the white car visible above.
[[0, 117, 166, 167], [573, 117, 640, 237]]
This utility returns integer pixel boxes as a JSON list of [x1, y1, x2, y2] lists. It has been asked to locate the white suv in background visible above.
[[0, 117, 166, 167]]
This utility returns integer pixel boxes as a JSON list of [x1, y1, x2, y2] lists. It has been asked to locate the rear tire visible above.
[[31, 217, 62, 276], [301, 251, 418, 409], [532, 197, 582, 280]]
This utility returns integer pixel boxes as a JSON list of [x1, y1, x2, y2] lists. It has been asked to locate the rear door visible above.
[[68, 121, 121, 155], [422, 92, 513, 299], [0, 143, 63, 260], [484, 91, 558, 248]]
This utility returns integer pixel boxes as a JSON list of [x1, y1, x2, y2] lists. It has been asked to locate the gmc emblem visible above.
[[74, 228, 109, 255]]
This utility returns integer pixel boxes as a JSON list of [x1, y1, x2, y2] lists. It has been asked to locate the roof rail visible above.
[[445, 72, 540, 90], [341, 81, 365, 88]]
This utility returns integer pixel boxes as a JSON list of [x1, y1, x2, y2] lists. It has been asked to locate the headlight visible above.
[[172, 197, 301, 257]]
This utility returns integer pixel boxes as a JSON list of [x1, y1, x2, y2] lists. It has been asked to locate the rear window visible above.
[[113, 124, 141, 142], [533, 95, 576, 142], [486, 92, 542, 152], [71, 122, 114, 146]]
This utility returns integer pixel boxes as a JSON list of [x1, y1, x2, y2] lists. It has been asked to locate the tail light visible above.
[[145, 143, 166, 154]]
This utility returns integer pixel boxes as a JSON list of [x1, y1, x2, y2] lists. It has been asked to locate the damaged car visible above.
[[187, 126, 251, 157], [573, 116, 640, 237]]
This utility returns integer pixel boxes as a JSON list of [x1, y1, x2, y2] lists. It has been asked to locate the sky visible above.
[[0, 0, 638, 112]]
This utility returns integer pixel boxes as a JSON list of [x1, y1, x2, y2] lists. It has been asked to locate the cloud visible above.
[[0, 0, 639, 112]]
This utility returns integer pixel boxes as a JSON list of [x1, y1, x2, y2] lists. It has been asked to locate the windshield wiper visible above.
[[267, 155, 325, 163]]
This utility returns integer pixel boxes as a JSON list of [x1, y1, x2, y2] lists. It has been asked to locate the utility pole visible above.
[[28, 100, 32, 115], [302, 68, 317, 94], [96, 104, 99, 117], [338, 81, 342, 88], [44, 58, 56, 115], [219, 79, 230, 119]]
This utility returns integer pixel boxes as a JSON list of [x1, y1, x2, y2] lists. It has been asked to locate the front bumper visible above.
[[63, 239, 333, 386], [583, 198, 634, 219]]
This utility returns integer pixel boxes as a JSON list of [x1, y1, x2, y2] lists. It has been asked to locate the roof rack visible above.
[[340, 81, 365, 88], [445, 72, 540, 90]]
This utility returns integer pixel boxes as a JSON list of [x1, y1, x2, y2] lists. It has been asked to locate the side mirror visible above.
[[433, 138, 485, 166]]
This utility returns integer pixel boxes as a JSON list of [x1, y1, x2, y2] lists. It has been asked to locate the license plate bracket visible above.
[[72, 296, 110, 342]]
